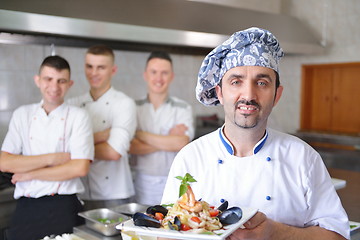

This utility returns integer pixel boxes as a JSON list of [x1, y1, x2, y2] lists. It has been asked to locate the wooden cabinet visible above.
[[301, 62, 360, 135]]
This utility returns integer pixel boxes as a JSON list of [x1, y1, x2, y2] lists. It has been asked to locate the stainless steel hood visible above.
[[0, 0, 324, 54]]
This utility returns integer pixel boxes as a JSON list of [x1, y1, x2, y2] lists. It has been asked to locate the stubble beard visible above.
[[233, 100, 261, 129]]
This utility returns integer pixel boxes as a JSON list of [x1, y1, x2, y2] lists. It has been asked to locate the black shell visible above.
[[217, 200, 229, 212], [168, 216, 181, 231], [218, 207, 243, 225], [146, 205, 168, 216], [133, 212, 161, 228]]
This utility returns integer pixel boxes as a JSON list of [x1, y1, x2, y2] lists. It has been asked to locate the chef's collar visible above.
[[92, 86, 114, 102], [145, 95, 171, 104], [219, 125, 268, 155], [38, 100, 67, 117]]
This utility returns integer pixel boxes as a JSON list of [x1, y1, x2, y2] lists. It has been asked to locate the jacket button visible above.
[[266, 195, 271, 200], [266, 157, 271, 162], [218, 159, 223, 164]]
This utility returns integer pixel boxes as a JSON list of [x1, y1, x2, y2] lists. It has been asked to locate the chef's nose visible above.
[[240, 82, 257, 101], [49, 80, 60, 89], [90, 68, 98, 76]]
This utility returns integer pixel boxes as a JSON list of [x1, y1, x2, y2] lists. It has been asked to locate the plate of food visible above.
[[117, 173, 257, 240]]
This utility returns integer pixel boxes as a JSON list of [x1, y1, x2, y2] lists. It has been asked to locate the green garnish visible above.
[[97, 217, 123, 224], [350, 224, 357, 229], [162, 203, 174, 208], [175, 173, 197, 198]]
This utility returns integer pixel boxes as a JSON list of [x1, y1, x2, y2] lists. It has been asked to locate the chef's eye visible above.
[[58, 79, 68, 84], [257, 81, 267, 86], [231, 80, 240, 85]]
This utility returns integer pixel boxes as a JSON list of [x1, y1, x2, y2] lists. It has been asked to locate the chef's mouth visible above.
[[235, 100, 260, 111]]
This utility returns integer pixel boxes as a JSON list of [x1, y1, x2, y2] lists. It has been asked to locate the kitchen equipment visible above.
[[78, 208, 129, 236], [111, 203, 149, 217]]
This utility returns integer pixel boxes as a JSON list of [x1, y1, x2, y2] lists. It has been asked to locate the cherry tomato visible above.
[[180, 224, 192, 231], [190, 216, 201, 224], [209, 209, 219, 217], [155, 212, 164, 220]]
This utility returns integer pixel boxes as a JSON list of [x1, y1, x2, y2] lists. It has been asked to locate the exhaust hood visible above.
[[0, 0, 324, 55]]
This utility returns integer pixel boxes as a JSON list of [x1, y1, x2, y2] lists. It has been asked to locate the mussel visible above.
[[217, 200, 229, 212], [133, 212, 161, 228], [218, 207, 243, 225], [168, 216, 181, 231], [146, 205, 168, 216]]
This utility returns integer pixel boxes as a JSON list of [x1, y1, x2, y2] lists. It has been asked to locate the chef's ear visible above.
[[215, 85, 224, 105], [68, 79, 74, 88], [34, 75, 40, 88], [273, 85, 283, 107], [111, 65, 118, 76]]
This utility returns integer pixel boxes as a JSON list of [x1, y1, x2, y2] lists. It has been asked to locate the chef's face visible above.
[[34, 66, 73, 113], [144, 58, 174, 95], [85, 53, 117, 92], [215, 66, 283, 130]]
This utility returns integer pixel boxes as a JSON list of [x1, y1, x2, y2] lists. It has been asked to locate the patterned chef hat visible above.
[[196, 27, 284, 106]]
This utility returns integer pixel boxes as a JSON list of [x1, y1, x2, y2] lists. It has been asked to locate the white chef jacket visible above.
[[133, 96, 194, 176], [132, 96, 194, 205], [161, 127, 350, 239], [68, 87, 137, 200], [1, 102, 94, 199]]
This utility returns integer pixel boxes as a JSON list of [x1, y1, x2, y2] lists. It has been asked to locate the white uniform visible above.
[[133, 96, 194, 205], [68, 87, 136, 200], [1, 102, 94, 199], [162, 127, 350, 240]]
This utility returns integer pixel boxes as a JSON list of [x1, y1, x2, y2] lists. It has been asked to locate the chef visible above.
[[0, 55, 94, 240], [161, 27, 349, 239]]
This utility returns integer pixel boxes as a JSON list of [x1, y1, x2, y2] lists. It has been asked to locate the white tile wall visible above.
[[1, 0, 359, 144]]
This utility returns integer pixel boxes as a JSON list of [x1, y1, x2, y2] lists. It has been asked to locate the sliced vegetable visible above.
[[209, 209, 219, 217], [180, 224, 192, 231]]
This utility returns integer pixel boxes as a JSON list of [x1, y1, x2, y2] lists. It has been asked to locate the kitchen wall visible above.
[[1, 0, 360, 144]]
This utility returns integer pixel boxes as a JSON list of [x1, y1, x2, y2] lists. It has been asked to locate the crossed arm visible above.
[[0, 151, 90, 184], [93, 128, 121, 161], [129, 124, 190, 155]]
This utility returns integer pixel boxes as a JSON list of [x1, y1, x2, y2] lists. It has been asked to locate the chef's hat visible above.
[[196, 27, 284, 106]]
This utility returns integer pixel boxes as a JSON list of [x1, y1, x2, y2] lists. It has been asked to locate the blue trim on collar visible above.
[[219, 128, 234, 155], [254, 132, 268, 154], [218, 127, 268, 155]]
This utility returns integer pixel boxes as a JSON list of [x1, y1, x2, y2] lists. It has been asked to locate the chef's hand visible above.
[[11, 172, 31, 184], [169, 124, 188, 136], [226, 211, 272, 240]]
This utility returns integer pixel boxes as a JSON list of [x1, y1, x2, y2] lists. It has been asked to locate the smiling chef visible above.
[[161, 27, 350, 240]]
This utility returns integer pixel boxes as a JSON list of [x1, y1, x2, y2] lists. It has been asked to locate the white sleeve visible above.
[[304, 153, 350, 239], [107, 97, 137, 156], [176, 104, 195, 141], [68, 108, 94, 160]]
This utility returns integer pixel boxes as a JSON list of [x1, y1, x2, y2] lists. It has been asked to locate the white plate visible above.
[[116, 207, 258, 240]]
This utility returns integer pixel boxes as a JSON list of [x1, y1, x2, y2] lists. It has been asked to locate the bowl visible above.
[[111, 203, 149, 217], [78, 208, 130, 236]]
